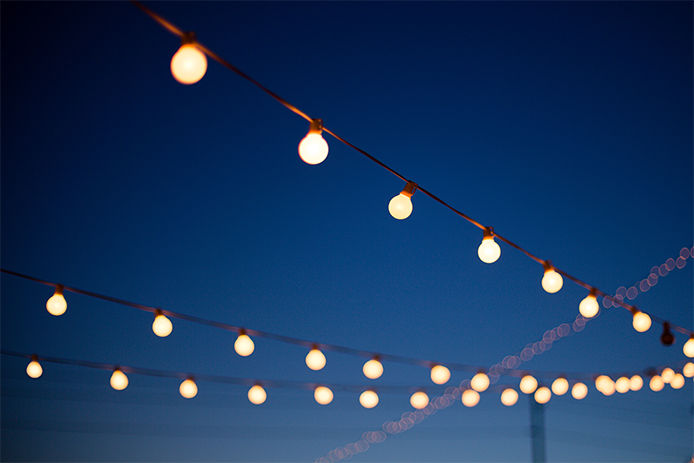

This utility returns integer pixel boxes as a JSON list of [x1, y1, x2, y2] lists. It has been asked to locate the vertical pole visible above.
[[529, 396, 546, 463]]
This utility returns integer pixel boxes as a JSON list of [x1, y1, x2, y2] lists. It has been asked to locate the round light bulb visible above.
[[152, 313, 173, 337], [26, 359, 42, 379], [629, 375, 643, 391], [571, 382, 588, 400], [248, 385, 267, 405], [683, 362, 694, 378], [388, 194, 413, 220], [541, 268, 563, 293], [578, 294, 599, 318], [305, 348, 326, 371], [661, 367, 675, 383], [551, 377, 569, 396], [683, 337, 694, 358], [500, 388, 518, 406], [477, 236, 501, 264], [46, 288, 67, 316], [632, 311, 651, 332], [298, 133, 329, 165], [409, 391, 429, 409], [519, 375, 538, 394], [670, 373, 685, 389], [314, 386, 333, 405], [615, 376, 630, 393], [430, 364, 451, 385], [179, 378, 198, 399], [359, 390, 379, 409], [649, 375, 664, 392], [461, 389, 480, 407], [534, 386, 551, 404], [110, 369, 129, 391], [470, 372, 490, 392], [170, 44, 207, 85], [363, 358, 383, 379], [595, 375, 613, 392], [234, 333, 255, 357]]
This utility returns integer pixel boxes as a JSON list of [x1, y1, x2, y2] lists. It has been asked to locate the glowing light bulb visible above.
[[363, 358, 383, 379], [430, 364, 450, 385], [314, 386, 333, 405], [615, 376, 629, 393], [551, 377, 569, 396], [629, 375, 643, 391], [595, 375, 613, 393], [670, 373, 685, 389], [409, 391, 429, 409], [541, 264, 563, 294], [632, 311, 651, 332], [477, 229, 501, 264], [179, 378, 198, 399], [649, 375, 664, 392], [683, 336, 694, 358], [471, 372, 490, 392], [46, 286, 67, 316], [534, 386, 551, 404], [461, 389, 480, 407], [110, 369, 128, 391], [388, 182, 416, 220], [500, 388, 518, 406], [248, 384, 267, 405], [234, 332, 255, 357], [298, 119, 329, 165], [170, 41, 207, 85], [683, 362, 694, 378], [152, 311, 173, 337], [661, 367, 675, 383], [305, 347, 326, 371], [578, 292, 599, 318], [359, 390, 379, 408], [571, 382, 588, 400], [26, 357, 42, 379], [519, 375, 538, 394]]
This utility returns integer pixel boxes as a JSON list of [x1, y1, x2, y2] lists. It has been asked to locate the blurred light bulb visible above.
[[477, 229, 501, 264], [471, 372, 490, 392], [649, 375, 664, 392], [519, 375, 538, 394], [170, 42, 207, 85], [388, 182, 416, 220], [661, 367, 675, 383], [26, 358, 42, 379], [571, 382, 588, 400], [632, 311, 651, 332], [578, 292, 599, 318], [298, 120, 329, 165], [314, 386, 333, 405], [615, 376, 629, 393], [500, 388, 518, 406], [179, 378, 198, 399], [363, 358, 383, 379], [359, 390, 379, 408], [234, 332, 255, 357], [660, 322, 674, 345], [541, 265, 563, 293], [595, 375, 613, 392], [461, 389, 480, 407], [46, 286, 67, 316], [110, 369, 129, 391], [629, 375, 643, 391], [534, 386, 551, 404], [430, 364, 450, 385], [670, 373, 685, 389], [409, 391, 429, 409], [683, 336, 694, 358], [152, 312, 173, 337], [305, 347, 326, 371], [683, 362, 694, 378], [551, 377, 569, 396], [248, 384, 267, 405]]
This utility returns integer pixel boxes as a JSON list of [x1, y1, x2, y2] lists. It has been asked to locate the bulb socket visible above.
[[400, 181, 417, 197], [542, 261, 553, 272], [181, 31, 197, 45], [308, 119, 323, 134], [482, 227, 494, 239], [54, 285, 64, 296]]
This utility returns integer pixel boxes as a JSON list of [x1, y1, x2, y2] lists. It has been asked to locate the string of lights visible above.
[[130, 1, 693, 350]]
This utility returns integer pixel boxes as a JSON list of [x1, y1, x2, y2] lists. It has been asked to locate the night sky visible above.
[[1, 1, 692, 462]]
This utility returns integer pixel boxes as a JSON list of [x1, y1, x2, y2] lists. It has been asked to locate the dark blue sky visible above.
[[2, 1, 692, 462]]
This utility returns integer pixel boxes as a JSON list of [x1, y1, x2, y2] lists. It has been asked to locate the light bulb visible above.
[[388, 181, 416, 220], [46, 286, 67, 316], [600, 382, 615, 396], [430, 364, 450, 385], [359, 390, 379, 408], [595, 375, 613, 392], [248, 384, 267, 405], [298, 120, 329, 165], [519, 375, 538, 394], [615, 376, 629, 393], [470, 372, 490, 392], [477, 229, 501, 264], [305, 347, 326, 371], [26, 358, 42, 379], [683, 336, 694, 358], [110, 369, 129, 391], [152, 312, 173, 337], [571, 382, 588, 400], [660, 322, 674, 345], [683, 362, 694, 378], [314, 386, 333, 405], [461, 389, 480, 407], [629, 375, 643, 391], [534, 386, 551, 404], [170, 42, 207, 85], [500, 388, 518, 406], [179, 378, 198, 399], [632, 311, 651, 332], [649, 375, 664, 392], [409, 391, 429, 409], [551, 377, 569, 396], [363, 358, 383, 380], [234, 332, 255, 357], [541, 264, 563, 293], [578, 292, 599, 318], [670, 373, 685, 389], [661, 367, 675, 383]]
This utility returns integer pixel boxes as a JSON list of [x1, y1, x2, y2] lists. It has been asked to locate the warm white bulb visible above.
[[632, 311, 651, 332], [661, 367, 675, 383], [534, 386, 551, 404], [234, 333, 255, 357], [595, 375, 613, 392], [684, 337, 694, 358], [578, 294, 599, 318], [615, 376, 630, 393], [409, 391, 429, 409], [430, 365, 451, 385], [152, 313, 173, 337], [500, 388, 518, 406], [26, 360, 42, 379], [305, 348, 326, 371], [541, 268, 563, 293], [683, 362, 694, 378], [629, 375, 643, 391], [670, 373, 685, 389], [461, 389, 480, 407], [110, 369, 129, 391], [170, 44, 207, 85], [649, 375, 664, 392], [388, 193, 413, 220], [363, 358, 383, 379], [298, 133, 329, 165], [551, 377, 569, 396], [571, 382, 588, 400], [359, 390, 379, 408], [470, 372, 490, 392], [46, 288, 67, 316], [519, 375, 538, 394], [179, 378, 198, 399], [314, 386, 333, 405], [248, 385, 267, 405], [477, 236, 501, 264]]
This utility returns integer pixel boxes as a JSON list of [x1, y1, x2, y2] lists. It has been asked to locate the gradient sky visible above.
[[1, 1, 692, 462]]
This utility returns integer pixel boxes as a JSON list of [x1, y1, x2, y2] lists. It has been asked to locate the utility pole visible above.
[[529, 396, 546, 463]]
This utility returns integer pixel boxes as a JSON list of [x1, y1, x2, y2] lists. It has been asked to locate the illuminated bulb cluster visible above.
[[500, 388, 518, 406], [388, 182, 416, 220], [541, 263, 563, 294], [595, 375, 615, 396], [152, 311, 173, 337], [179, 378, 198, 398], [519, 375, 538, 394], [409, 391, 429, 409], [26, 357, 43, 379], [363, 357, 383, 380], [461, 389, 480, 407], [359, 390, 379, 408], [46, 286, 67, 316], [314, 386, 333, 405], [170, 34, 207, 85], [430, 364, 450, 385], [305, 346, 326, 371], [661, 367, 675, 383], [234, 331, 255, 357], [110, 369, 129, 391], [298, 119, 329, 165], [248, 384, 267, 405], [477, 228, 501, 264]]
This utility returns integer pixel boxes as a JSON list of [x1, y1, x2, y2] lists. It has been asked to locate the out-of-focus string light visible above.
[[683, 362, 694, 377], [660, 367, 675, 383], [649, 375, 664, 392], [660, 322, 674, 345], [470, 372, 490, 392], [571, 382, 588, 400], [629, 375, 643, 391], [388, 181, 416, 220], [670, 373, 685, 389], [683, 336, 694, 358], [26, 356, 42, 379], [500, 388, 518, 406], [110, 368, 129, 391], [248, 384, 267, 405], [314, 386, 333, 405], [534, 386, 551, 404], [170, 33, 207, 85], [614, 376, 629, 394], [359, 390, 379, 408], [409, 391, 429, 409], [234, 330, 255, 357], [46, 286, 67, 316], [541, 263, 563, 294], [632, 310, 651, 333], [298, 119, 329, 165], [430, 364, 450, 385], [551, 377, 569, 396], [519, 375, 538, 394], [179, 378, 198, 398], [461, 389, 480, 407], [477, 228, 501, 264], [152, 310, 173, 337], [595, 375, 613, 393], [578, 290, 599, 318], [363, 357, 383, 380], [305, 346, 327, 371]]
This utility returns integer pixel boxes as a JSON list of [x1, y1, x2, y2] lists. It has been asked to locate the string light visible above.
[[314, 386, 333, 405], [670, 373, 685, 389], [430, 364, 450, 385], [409, 391, 429, 409], [305, 346, 326, 371], [109, 368, 129, 391], [578, 290, 599, 318], [614, 376, 629, 394], [683, 362, 694, 377], [541, 262, 563, 294], [359, 390, 379, 409], [571, 382, 588, 400], [649, 375, 664, 392], [152, 310, 173, 337], [362, 357, 383, 380], [179, 378, 198, 398], [551, 377, 569, 396], [660, 367, 675, 383], [629, 375, 643, 391], [234, 330, 255, 357], [683, 336, 694, 357], [461, 389, 480, 407], [25, 356, 42, 379], [46, 286, 67, 316], [477, 228, 501, 264], [595, 375, 613, 393], [170, 33, 207, 85], [519, 375, 538, 394], [660, 322, 674, 345], [298, 119, 329, 165], [631, 310, 651, 333], [534, 386, 551, 404], [388, 181, 416, 220], [248, 384, 267, 405], [500, 388, 518, 406], [470, 372, 490, 392]]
